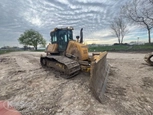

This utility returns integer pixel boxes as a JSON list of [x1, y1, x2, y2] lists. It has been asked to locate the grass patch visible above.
[[88, 44, 153, 52], [0, 50, 17, 55]]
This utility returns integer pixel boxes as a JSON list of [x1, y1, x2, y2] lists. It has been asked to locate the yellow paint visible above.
[[80, 65, 90, 72], [93, 52, 107, 63], [46, 43, 58, 53], [66, 40, 89, 61], [56, 63, 64, 70]]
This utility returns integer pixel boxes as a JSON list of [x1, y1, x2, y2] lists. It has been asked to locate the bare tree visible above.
[[110, 17, 129, 44], [122, 0, 153, 43]]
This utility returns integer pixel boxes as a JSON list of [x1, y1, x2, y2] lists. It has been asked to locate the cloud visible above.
[[0, 0, 150, 47]]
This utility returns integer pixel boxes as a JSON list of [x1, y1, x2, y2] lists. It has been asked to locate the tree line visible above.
[[110, 0, 153, 44]]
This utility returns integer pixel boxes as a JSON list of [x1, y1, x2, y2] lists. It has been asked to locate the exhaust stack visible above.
[[80, 28, 83, 43]]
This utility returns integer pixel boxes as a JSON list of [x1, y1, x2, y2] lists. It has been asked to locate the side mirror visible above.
[[76, 36, 79, 42], [76, 36, 79, 39]]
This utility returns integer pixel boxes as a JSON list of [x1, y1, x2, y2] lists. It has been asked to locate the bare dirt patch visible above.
[[0, 52, 153, 115]]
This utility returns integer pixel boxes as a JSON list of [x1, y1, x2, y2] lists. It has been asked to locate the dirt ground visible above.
[[0, 51, 153, 115]]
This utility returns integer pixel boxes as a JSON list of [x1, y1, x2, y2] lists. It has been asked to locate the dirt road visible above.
[[0, 52, 153, 115]]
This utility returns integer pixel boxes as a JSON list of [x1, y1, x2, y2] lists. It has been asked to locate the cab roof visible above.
[[51, 27, 74, 33]]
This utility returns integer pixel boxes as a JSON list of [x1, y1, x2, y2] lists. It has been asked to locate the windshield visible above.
[[50, 29, 73, 44], [57, 29, 73, 51], [58, 30, 73, 42]]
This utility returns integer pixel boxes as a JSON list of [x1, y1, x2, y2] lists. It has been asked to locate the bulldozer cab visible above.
[[50, 28, 73, 52]]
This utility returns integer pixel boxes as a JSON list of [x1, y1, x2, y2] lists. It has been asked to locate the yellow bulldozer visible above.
[[40, 27, 110, 103]]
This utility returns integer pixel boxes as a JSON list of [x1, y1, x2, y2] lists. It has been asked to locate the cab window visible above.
[[68, 30, 73, 40], [51, 32, 57, 43]]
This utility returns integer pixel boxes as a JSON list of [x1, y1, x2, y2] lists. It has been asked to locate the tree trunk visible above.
[[121, 35, 124, 44], [148, 29, 151, 43], [34, 46, 37, 51], [118, 37, 120, 44], [35, 46, 37, 51]]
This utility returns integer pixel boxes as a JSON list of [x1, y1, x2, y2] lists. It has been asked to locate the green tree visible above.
[[18, 29, 46, 50]]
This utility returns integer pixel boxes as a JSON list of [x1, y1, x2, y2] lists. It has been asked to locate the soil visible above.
[[0, 51, 153, 115]]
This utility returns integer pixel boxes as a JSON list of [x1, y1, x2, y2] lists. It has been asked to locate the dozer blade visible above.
[[90, 52, 110, 103], [144, 52, 153, 66]]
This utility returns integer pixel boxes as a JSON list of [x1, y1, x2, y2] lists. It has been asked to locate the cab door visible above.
[[58, 31, 69, 52]]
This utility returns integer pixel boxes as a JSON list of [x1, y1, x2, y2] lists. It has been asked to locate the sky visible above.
[[0, 0, 151, 47]]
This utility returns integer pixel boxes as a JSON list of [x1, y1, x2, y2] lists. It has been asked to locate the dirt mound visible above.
[[0, 52, 153, 115]]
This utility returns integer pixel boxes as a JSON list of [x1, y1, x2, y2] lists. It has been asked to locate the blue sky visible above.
[[0, 0, 151, 47]]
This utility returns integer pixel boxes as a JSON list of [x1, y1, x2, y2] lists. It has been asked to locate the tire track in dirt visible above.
[[106, 53, 153, 115], [1, 52, 153, 115], [0, 52, 113, 115]]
